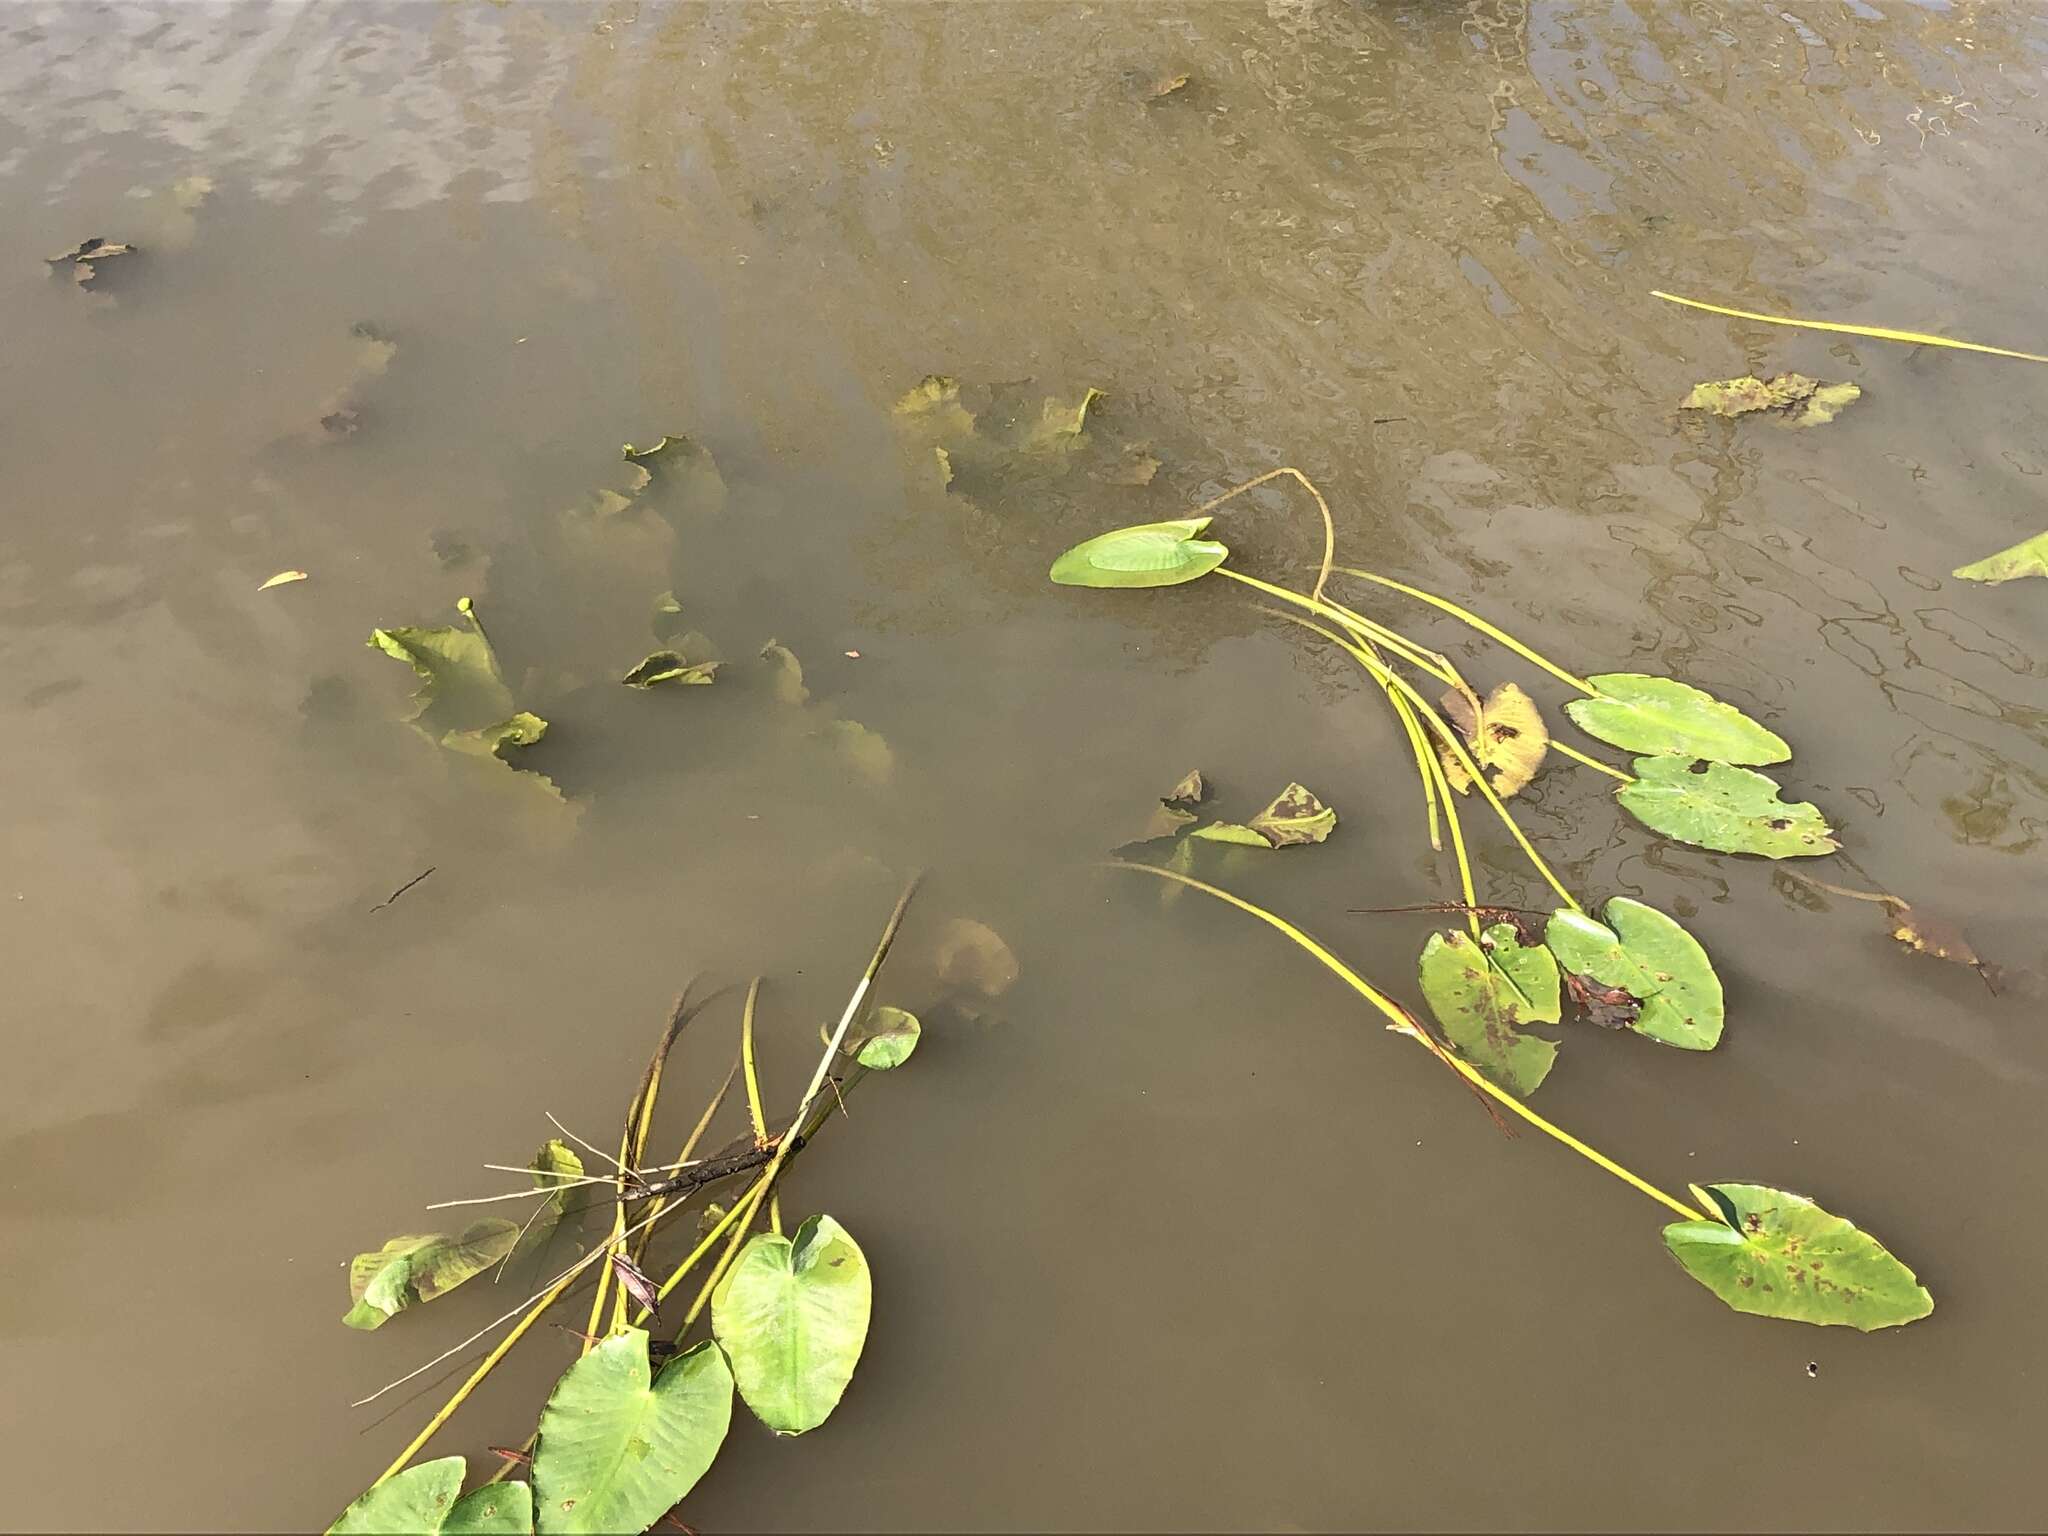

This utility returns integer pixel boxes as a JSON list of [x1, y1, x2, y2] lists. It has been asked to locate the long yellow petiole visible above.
[[1105, 861, 1704, 1223], [1335, 567, 1595, 695], [1651, 289, 2048, 365], [1552, 740, 1632, 781]]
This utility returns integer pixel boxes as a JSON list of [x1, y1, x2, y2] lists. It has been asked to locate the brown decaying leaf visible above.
[[1564, 970, 1640, 1030], [1439, 683, 1549, 798], [1782, 870, 1996, 989], [47, 237, 137, 287], [608, 1251, 663, 1320], [1680, 373, 1861, 428], [1133, 769, 1208, 844]]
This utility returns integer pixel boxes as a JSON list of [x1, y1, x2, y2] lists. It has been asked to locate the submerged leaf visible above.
[[1952, 530, 2048, 585], [1418, 925, 1561, 1095], [1617, 756, 1837, 858], [1544, 897, 1723, 1049], [1049, 517, 1228, 589], [329, 1456, 527, 1535], [1135, 768, 1209, 842], [621, 433, 726, 514], [1564, 674, 1789, 765], [932, 917, 1019, 997], [828, 719, 895, 784], [1190, 782, 1336, 848], [847, 1005, 921, 1069], [1022, 387, 1104, 452], [532, 1330, 732, 1535], [1681, 373, 1861, 427], [760, 640, 809, 705], [712, 1215, 872, 1435], [1663, 1183, 1933, 1330], [1881, 898, 1991, 982], [1440, 683, 1549, 798], [343, 1221, 520, 1330], [47, 236, 136, 287], [442, 711, 549, 766], [892, 374, 976, 438], [621, 650, 719, 688]]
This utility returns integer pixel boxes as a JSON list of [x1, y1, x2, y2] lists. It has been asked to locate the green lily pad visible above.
[[847, 1005, 920, 1069], [329, 1457, 532, 1535], [1953, 530, 2048, 585], [531, 1330, 732, 1535], [1617, 756, 1837, 858], [1663, 1183, 1933, 1330], [1049, 517, 1228, 589], [1190, 782, 1336, 849], [712, 1214, 872, 1435], [1418, 925, 1561, 1095], [343, 1221, 521, 1331], [621, 650, 719, 688], [1564, 675, 1789, 765], [1544, 897, 1723, 1049], [1681, 373, 1861, 427]]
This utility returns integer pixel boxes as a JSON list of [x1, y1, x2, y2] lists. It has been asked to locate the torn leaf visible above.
[[1681, 373, 1861, 427], [1952, 530, 2048, 585], [1616, 756, 1838, 858], [1135, 768, 1208, 843], [343, 1221, 521, 1330], [622, 651, 719, 688], [368, 597, 517, 730], [47, 236, 136, 287], [1439, 682, 1549, 798], [1191, 782, 1336, 848], [892, 375, 976, 439]]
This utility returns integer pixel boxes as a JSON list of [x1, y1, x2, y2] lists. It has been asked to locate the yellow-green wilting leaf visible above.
[[892, 374, 976, 438], [760, 639, 809, 704], [1049, 517, 1229, 589], [367, 598, 516, 730], [513, 1137, 585, 1257], [1681, 373, 1861, 427], [1663, 1183, 1934, 1330], [621, 650, 719, 688], [1021, 387, 1104, 452], [1190, 782, 1336, 849], [442, 711, 549, 763], [328, 1456, 531, 1535], [342, 1221, 521, 1331], [1565, 674, 1789, 765], [828, 719, 894, 784], [1616, 756, 1837, 859], [1952, 530, 2048, 585], [258, 569, 308, 591], [713, 1216, 871, 1434], [846, 1005, 920, 1069], [1439, 682, 1549, 798], [1418, 925, 1561, 1095]]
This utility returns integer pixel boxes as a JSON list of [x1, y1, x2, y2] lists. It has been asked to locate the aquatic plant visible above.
[[327, 882, 928, 1534], [1053, 474, 1934, 1330]]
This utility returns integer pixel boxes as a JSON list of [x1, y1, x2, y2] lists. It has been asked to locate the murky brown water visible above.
[[5, 2, 2047, 1530]]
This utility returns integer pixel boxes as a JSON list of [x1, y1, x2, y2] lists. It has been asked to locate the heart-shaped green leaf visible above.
[[1663, 1183, 1933, 1330], [1049, 518, 1228, 589], [1564, 675, 1789, 765], [712, 1214, 871, 1435], [1544, 897, 1723, 1050], [328, 1458, 532, 1535], [1418, 924, 1561, 1095], [1616, 757, 1837, 858], [532, 1330, 732, 1535]]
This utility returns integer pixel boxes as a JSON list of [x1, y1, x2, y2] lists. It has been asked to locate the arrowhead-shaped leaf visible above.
[[1663, 1183, 1933, 1330], [1564, 674, 1789, 765], [1049, 518, 1228, 589], [1418, 925, 1561, 1095], [329, 1458, 532, 1536], [1544, 898, 1723, 1050], [1616, 757, 1837, 858]]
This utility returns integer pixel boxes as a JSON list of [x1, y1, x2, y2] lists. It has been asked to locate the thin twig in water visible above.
[[369, 866, 436, 913], [545, 1112, 638, 1185]]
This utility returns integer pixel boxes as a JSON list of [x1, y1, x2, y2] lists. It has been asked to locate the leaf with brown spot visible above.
[[1439, 682, 1549, 798], [1564, 970, 1642, 1031], [1190, 782, 1337, 848]]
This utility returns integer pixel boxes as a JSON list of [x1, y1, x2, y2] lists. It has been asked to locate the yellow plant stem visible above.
[[630, 1055, 738, 1268], [1552, 740, 1632, 781], [1192, 466, 1337, 604], [740, 977, 769, 1143], [1336, 567, 1595, 695], [1229, 570, 1583, 913], [1106, 861, 1704, 1224], [1651, 289, 2048, 364]]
